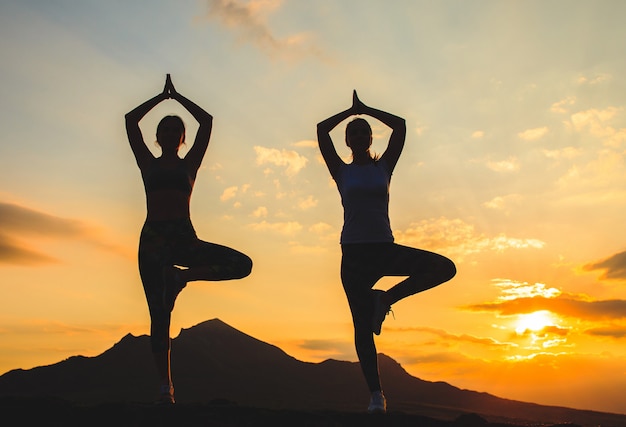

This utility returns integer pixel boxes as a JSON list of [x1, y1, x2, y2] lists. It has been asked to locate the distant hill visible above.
[[1, 318, 624, 426]]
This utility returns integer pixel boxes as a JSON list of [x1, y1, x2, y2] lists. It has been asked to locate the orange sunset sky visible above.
[[1, 0, 625, 415]]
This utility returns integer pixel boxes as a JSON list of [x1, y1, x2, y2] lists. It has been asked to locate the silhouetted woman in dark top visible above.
[[317, 91, 456, 413], [125, 75, 252, 404]]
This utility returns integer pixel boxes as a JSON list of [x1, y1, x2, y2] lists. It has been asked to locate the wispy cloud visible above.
[[585, 326, 626, 339], [465, 294, 626, 322], [555, 149, 626, 196], [0, 231, 58, 265], [220, 185, 239, 201], [291, 140, 317, 148], [482, 194, 523, 212], [567, 107, 626, 147], [298, 337, 351, 353], [494, 280, 562, 301], [486, 157, 520, 173], [0, 201, 128, 265], [394, 217, 544, 261], [296, 195, 318, 210], [385, 325, 518, 350], [518, 126, 548, 141], [250, 206, 268, 218], [254, 146, 308, 176], [246, 220, 302, 235], [0, 202, 90, 238], [577, 73, 612, 85], [542, 147, 581, 161], [202, 0, 327, 61], [309, 222, 333, 235], [583, 250, 626, 281], [550, 96, 576, 113]]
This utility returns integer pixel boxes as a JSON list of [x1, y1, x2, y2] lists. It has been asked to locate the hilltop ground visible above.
[[1, 396, 584, 427]]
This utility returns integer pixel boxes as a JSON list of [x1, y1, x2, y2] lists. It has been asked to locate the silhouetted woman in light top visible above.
[[317, 91, 456, 414], [125, 75, 252, 404]]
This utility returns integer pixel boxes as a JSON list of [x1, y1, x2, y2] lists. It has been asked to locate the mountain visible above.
[[1, 318, 624, 426]]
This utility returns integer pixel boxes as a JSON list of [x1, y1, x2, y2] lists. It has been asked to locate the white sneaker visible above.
[[367, 390, 387, 414], [156, 383, 175, 405]]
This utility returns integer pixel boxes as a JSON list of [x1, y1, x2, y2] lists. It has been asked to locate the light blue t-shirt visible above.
[[335, 161, 394, 244]]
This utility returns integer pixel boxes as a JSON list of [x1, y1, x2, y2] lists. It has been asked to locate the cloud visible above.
[[542, 147, 581, 160], [307, 222, 337, 243], [297, 195, 318, 210], [385, 325, 517, 350], [246, 220, 302, 235], [220, 185, 239, 201], [250, 206, 268, 218], [0, 202, 125, 265], [471, 131, 484, 139], [577, 73, 612, 85], [0, 202, 89, 238], [298, 338, 351, 353], [494, 280, 562, 301], [570, 107, 619, 133], [393, 217, 544, 261], [585, 326, 626, 339], [203, 0, 327, 61], [583, 250, 626, 281], [486, 157, 520, 172], [550, 96, 576, 113], [516, 324, 571, 338], [291, 140, 317, 148], [287, 242, 327, 254], [309, 222, 333, 235], [0, 232, 58, 265], [482, 194, 522, 212], [465, 295, 626, 321], [567, 107, 626, 147], [517, 126, 548, 141], [254, 146, 308, 176], [555, 149, 626, 195]]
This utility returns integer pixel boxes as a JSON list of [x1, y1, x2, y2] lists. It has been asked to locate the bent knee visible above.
[[441, 256, 457, 282], [234, 255, 253, 279]]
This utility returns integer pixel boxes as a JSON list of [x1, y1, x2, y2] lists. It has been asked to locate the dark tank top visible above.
[[144, 158, 192, 195]]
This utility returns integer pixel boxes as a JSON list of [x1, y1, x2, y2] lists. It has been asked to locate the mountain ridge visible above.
[[1, 318, 624, 426]]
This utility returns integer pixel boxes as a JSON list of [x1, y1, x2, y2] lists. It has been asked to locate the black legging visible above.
[[139, 218, 252, 352], [341, 242, 456, 392]]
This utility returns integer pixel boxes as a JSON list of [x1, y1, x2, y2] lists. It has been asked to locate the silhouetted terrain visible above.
[[1, 319, 624, 427]]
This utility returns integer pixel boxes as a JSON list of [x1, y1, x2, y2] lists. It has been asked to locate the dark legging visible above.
[[139, 218, 252, 352], [341, 242, 456, 392]]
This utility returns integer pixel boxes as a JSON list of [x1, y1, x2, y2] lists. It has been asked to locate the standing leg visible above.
[[139, 224, 176, 403], [341, 244, 387, 413]]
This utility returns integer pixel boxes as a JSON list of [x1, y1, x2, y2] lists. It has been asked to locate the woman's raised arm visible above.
[[166, 75, 213, 176], [354, 91, 406, 173], [317, 92, 361, 178], [125, 78, 169, 169]]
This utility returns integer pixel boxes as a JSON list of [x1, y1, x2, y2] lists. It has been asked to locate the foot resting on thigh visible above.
[[372, 290, 392, 335]]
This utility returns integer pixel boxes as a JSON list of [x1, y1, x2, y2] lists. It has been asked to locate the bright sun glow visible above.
[[515, 310, 555, 335]]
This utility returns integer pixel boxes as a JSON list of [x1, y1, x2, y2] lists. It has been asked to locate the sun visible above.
[[515, 310, 555, 335]]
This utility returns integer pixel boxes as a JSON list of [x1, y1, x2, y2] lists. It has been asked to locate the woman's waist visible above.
[[145, 191, 191, 218], [141, 217, 197, 241]]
